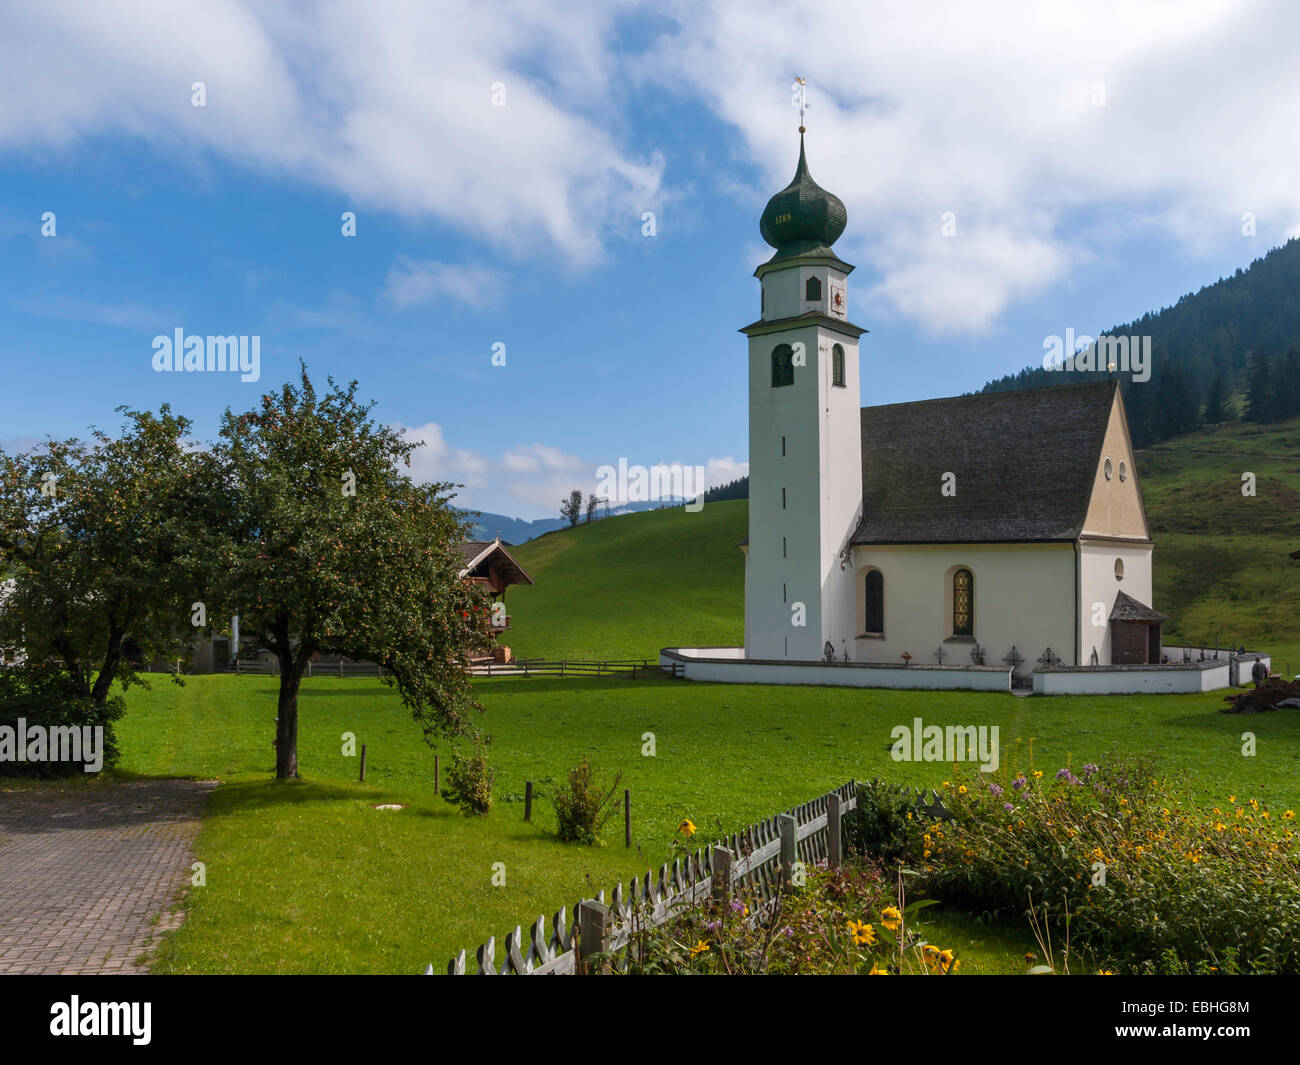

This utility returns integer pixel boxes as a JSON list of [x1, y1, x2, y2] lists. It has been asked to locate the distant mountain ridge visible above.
[[457, 500, 694, 544]]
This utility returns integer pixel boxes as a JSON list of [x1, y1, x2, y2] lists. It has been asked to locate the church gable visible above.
[[1080, 388, 1151, 541], [853, 380, 1117, 544]]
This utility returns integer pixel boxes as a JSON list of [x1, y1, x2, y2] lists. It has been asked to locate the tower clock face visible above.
[[830, 284, 846, 317]]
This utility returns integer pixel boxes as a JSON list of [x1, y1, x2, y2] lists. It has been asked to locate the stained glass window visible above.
[[953, 568, 973, 636]]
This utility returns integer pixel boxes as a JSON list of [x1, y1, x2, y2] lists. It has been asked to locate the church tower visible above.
[[741, 131, 865, 660]]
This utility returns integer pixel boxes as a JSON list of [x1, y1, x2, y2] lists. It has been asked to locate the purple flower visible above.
[[705, 920, 720, 933], [1003, 802, 1014, 813], [988, 783, 1004, 797], [729, 899, 745, 913], [1055, 768, 1071, 781], [782, 926, 794, 938], [1012, 776, 1027, 790], [1082, 763, 1099, 778]]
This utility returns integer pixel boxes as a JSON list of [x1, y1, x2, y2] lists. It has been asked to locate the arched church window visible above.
[[805, 275, 821, 301], [952, 568, 973, 636], [771, 344, 795, 388], [832, 344, 845, 387], [864, 569, 884, 635]]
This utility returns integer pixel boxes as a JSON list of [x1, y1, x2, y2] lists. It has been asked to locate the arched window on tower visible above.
[[771, 344, 795, 388], [832, 344, 845, 387], [952, 568, 974, 637], [864, 569, 884, 635], [805, 275, 822, 302]]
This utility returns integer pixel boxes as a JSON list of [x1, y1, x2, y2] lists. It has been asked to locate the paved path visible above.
[[0, 778, 215, 974]]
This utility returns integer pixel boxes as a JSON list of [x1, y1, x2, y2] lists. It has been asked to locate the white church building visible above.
[[662, 133, 1265, 694]]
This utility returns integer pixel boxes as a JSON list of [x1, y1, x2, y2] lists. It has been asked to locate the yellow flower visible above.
[[1228, 795, 1236, 804], [957, 785, 968, 795], [679, 819, 696, 836], [868, 962, 889, 975], [880, 906, 901, 931], [1285, 810, 1296, 821], [1033, 770, 1043, 779], [847, 920, 876, 947], [1097, 969, 1114, 976], [690, 940, 710, 958]]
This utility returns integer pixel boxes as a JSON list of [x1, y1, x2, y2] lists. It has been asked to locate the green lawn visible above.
[[111, 671, 1300, 974]]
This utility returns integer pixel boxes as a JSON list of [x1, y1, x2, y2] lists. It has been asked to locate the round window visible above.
[[1104, 458, 1113, 480], [1119, 461, 1128, 482], [1114, 558, 1125, 581]]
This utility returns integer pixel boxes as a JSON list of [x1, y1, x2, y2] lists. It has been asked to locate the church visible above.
[[736, 132, 1163, 680]]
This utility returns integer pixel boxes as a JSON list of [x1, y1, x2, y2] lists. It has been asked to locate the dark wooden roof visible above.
[[852, 380, 1119, 544], [457, 540, 534, 585], [1109, 590, 1168, 622]]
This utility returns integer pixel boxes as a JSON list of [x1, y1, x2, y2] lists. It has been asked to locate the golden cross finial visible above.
[[793, 76, 809, 133]]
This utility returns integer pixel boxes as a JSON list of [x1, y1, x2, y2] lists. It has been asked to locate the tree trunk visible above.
[[275, 668, 300, 779], [90, 622, 124, 706], [273, 642, 313, 779]]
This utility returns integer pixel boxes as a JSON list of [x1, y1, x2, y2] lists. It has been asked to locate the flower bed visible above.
[[852, 758, 1300, 974]]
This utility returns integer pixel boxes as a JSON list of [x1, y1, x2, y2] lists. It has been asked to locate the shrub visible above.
[[869, 757, 1300, 974], [844, 778, 925, 863], [0, 662, 124, 778], [441, 733, 493, 815], [553, 759, 623, 845], [612, 860, 954, 975]]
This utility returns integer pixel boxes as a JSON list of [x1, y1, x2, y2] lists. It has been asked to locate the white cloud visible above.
[[0, 0, 663, 266], [6, 2, 1290, 335], [501, 443, 583, 474], [643, 0, 1300, 333], [383, 258, 502, 310], [398, 421, 743, 517]]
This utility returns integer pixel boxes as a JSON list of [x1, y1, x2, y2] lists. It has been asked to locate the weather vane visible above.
[[793, 76, 809, 133]]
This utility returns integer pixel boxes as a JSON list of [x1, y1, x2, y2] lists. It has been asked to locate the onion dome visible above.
[[759, 133, 847, 256]]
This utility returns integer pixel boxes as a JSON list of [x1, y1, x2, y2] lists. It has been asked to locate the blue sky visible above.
[[2, 1, 1298, 518]]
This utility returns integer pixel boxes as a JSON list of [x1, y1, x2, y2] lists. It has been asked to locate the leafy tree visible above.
[[0, 407, 217, 708], [585, 493, 599, 523], [561, 489, 583, 527], [207, 367, 489, 779]]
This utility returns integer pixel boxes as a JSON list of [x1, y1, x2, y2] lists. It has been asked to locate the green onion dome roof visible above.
[[759, 133, 847, 256]]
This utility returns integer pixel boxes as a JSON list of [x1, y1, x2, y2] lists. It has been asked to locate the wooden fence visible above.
[[228, 658, 384, 678], [434, 780, 950, 975], [473, 658, 683, 679]]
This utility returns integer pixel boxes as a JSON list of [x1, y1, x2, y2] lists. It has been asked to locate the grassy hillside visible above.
[[1141, 414, 1300, 672], [506, 500, 746, 660], [505, 419, 1299, 670]]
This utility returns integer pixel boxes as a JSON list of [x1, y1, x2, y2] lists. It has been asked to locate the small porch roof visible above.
[[1109, 590, 1168, 622]]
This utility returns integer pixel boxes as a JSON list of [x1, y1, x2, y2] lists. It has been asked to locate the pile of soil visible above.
[[1221, 676, 1300, 713]]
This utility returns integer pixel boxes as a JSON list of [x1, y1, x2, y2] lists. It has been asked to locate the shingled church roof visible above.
[[852, 380, 1121, 544]]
